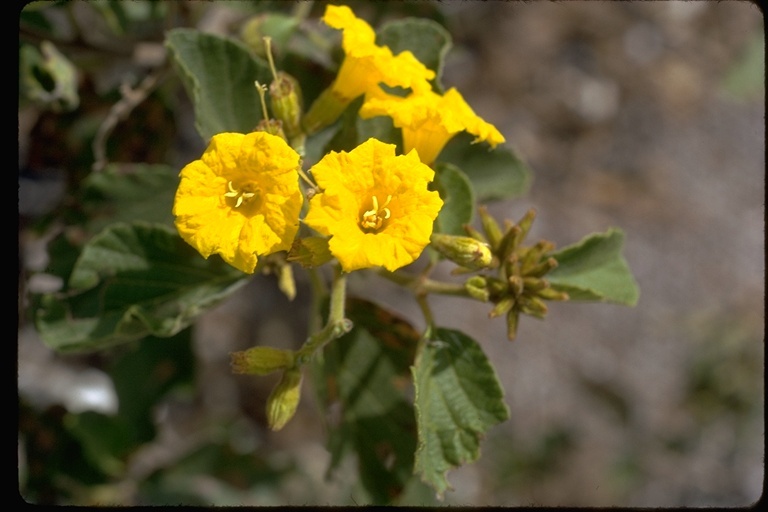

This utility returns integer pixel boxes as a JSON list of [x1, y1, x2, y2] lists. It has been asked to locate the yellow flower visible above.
[[360, 87, 506, 165], [173, 132, 303, 274], [302, 4, 434, 133], [304, 138, 443, 272]]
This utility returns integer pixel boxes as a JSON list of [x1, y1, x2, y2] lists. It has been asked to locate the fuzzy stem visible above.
[[375, 269, 471, 298], [295, 266, 351, 364]]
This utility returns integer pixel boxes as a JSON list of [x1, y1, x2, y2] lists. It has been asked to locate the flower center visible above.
[[360, 194, 392, 233], [224, 180, 259, 209]]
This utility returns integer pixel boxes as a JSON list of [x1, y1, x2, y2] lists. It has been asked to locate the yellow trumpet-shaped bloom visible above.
[[360, 87, 506, 165], [324, 4, 434, 100], [302, 5, 434, 133], [304, 138, 443, 272], [173, 132, 303, 274]]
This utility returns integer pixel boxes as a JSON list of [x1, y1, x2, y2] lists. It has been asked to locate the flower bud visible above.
[[489, 296, 515, 318], [518, 240, 555, 274], [266, 367, 303, 431], [508, 275, 524, 298], [522, 276, 548, 292], [497, 225, 523, 264], [506, 309, 520, 341], [487, 276, 508, 298], [536, 287, 570, 301], [431, 233, 493, 270], [270, 71, 303, 139], [230, 346, 295, 376], [478, 206, 503, 249], [525, 256, 559, 278], [518, 295, 548, 318], [465, 276, 490, 302], [516, 208, 537, 241]]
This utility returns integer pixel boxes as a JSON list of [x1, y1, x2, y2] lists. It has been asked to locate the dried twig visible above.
[[91, 68, 168, 172]]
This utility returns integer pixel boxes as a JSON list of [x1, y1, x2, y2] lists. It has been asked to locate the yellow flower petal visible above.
[[360, 87, 506, 165], [323, 4, 434, 100], [173, 132, 303, 274], [304, 138, 443, 272]]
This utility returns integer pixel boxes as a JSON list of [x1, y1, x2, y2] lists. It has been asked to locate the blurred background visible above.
[[19, 0, 764, 506]]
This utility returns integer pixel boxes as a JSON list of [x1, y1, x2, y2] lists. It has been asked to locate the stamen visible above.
[[360, 194, 393, 232], [224, 181, 239, 197], [225, 181, 257, 208]]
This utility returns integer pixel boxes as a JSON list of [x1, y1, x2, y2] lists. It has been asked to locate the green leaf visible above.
[[88, 0, 130, 35], [19, 41, 79, 112], [82, 163, 178, 233], [377, 18, 452, 91], [356, 114, 401, 149], [316, 298, 420, 504], [431, 162, 475, 236], [109, 331, 195, 443], [20, 400, 111, 501], [36, 222, 248, 352], [412, 328, 509, 499], [437, 132, 532, 202], [20, 3, 56, 33], [65, 411, 132, 476], [165, 28, 272, 141], [43, 230, 82, 288], [240, 13, 300, 58], [547, 228, 639, 306]]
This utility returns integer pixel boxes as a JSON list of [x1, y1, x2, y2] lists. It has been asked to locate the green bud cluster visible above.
[[462, 206, 569, 340]]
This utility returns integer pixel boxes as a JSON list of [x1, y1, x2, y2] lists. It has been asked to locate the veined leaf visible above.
[[431, 162, 475, 236], [165, 29, 272, 141], [316, 298, 420, 504], [412, 328, 509, 499], [36, 222, 248, 352], [82, 163, 178, 233], [437, 132, 532, 202], [547, 228, 640, 306]]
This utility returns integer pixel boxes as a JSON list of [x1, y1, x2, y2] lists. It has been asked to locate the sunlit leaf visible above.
[[412, 328, 509, 499], [437, 132, 532, 202], [36, 222, 248, 352], [431, 162, 475, 236], [82, 163, 178, 233], [165, 29, 272, 141], [547, 228, 639, 305], [316, 298, 420, 504]]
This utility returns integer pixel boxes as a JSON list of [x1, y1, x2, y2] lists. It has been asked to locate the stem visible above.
[[254, 81, 270, 124], [375, 268, 470, 297], [306, 267, 327, 335], [263, 37, 279, 83], [295, 266, 351, 364], [416, 294, 435, 339], [92, 68, 167, 172]]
